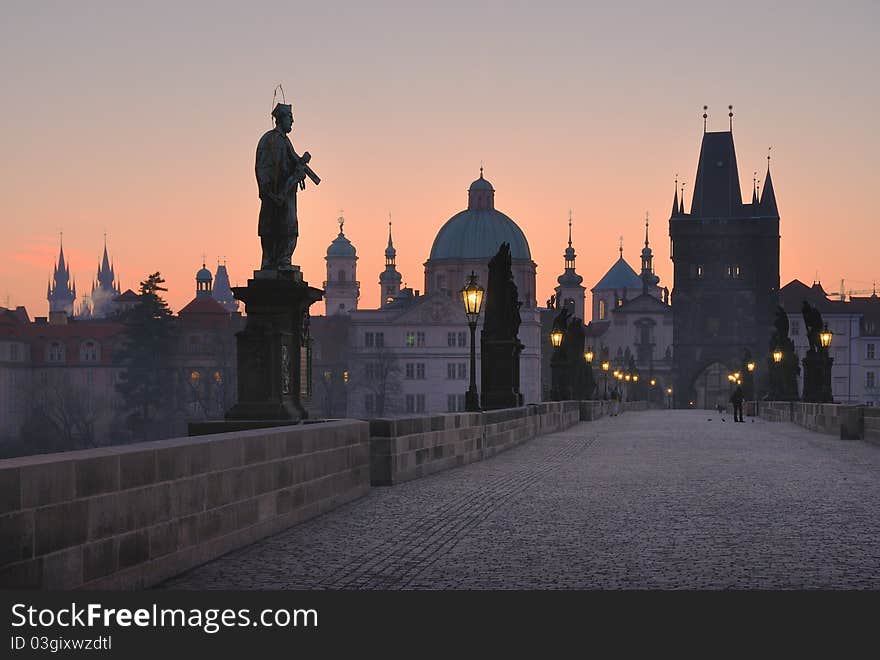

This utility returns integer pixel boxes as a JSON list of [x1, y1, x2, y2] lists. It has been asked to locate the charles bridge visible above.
[[2, 401, 880, 590]]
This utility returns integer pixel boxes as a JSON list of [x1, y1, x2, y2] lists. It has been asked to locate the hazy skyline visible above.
[[2, 1, 878, 315]]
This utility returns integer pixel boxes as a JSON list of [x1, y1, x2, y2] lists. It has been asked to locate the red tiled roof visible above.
[[178, 297, 229, 316]]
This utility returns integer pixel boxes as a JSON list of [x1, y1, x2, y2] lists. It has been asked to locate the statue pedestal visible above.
[[802, 350, 833, 403], [481, 337, 523, 410], [549, 352, 569, 402], [224, 272, 322, 423]]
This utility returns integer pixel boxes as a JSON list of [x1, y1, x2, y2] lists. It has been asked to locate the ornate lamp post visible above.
[[583, 348, 595, 400], [549, 327, 566, 401], [601, 360, 610, 399], [460, 272, 485, 412]]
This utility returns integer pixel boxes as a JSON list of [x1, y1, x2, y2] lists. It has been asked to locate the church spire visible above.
[[671, 175, 680, 217], [760, 148, 778, 217], [379, 211, 401, 307]]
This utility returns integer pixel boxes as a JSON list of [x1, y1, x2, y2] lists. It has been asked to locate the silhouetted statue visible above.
[[774, 305, 789, 343], [481, 243, 524, 409], [255, 103, 320, 272], [801, 300, 824, 353]]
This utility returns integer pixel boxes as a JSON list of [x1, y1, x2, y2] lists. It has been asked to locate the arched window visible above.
[[80, 340, 99, 362], [598, 299, 606, 320], [47, 341, 65, 363]]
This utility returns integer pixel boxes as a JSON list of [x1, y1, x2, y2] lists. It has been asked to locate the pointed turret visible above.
[[760, 163, 778, 218], [671, 182, 680, 217], [90, 238, 121, 317], [212, 261, 239, 313]]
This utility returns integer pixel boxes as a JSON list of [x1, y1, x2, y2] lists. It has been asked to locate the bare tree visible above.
[[350, 346, 402, 417]]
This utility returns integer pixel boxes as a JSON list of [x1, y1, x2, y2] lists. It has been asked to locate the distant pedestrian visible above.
[[610, 388, 620, 416], [730, 385, 745, 423]]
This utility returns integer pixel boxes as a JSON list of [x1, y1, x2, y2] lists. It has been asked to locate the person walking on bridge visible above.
[[730, 384, 745, 423]]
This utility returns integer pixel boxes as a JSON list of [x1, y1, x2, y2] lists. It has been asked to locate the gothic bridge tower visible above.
[[669, 107, 780, 408]]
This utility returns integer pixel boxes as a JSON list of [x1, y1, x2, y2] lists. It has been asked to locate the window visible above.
[[448, 332, 456, 347], [437, 274, 446, 291], [406, 394, 415, 413], [365, 332, 374, 347], [405, 364, 415, 379], [365, 393, 375, 413], [339, 303, 345, 310], [868, 344, 875, 360], [447, 363, 456, 379], [416, 363, 425, 379], [375, 332, 384, 348], [406, 332, 415, 347], [365, 363, 376, 381], [867, 372, 875, 389], [338, 269, 346, 282], [791, 321, 799, 336], [416, 394, 425, 412], [9, 344, 19, 361], [80, 341, 99, 362], [447, 394, 457, 412], [598, 299, 606, 320], [458, 394, 465, 411], [457, 363, 467, 379], [417, 332, 426, 347], [47, 341, 65, 363], [457, 332, 466, 347], [695, 264, 704, 279]]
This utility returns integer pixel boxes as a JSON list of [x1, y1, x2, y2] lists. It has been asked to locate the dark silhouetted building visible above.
[[669, 124, 780, 408]]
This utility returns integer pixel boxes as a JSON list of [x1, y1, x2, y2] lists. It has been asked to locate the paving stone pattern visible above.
[[163, 411, 880, 589]]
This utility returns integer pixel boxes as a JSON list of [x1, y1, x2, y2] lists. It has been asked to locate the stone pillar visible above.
[[802, 350, 833, 404], [481, 337, 524, 409], [225, 273, 323, 422]]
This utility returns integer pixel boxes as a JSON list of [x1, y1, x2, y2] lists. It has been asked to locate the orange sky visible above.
[[1, 2, 877, 316]]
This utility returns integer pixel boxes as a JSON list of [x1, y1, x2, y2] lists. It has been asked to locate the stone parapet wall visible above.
[[757, 401, 864, 440], [369, 401, 582, 486], [862, 408, 880, 446], [0, 420, 369, 590]]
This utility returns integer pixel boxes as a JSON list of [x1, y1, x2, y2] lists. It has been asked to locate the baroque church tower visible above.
[[323, 215, 359, 315], [669, 107, 780, 407], [47, 236, 76, 316], [554, 212, 585, 320], [379, 218, 402, 307]]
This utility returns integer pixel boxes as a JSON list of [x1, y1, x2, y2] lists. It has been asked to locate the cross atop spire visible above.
[[728, 104, 734, 131], [703, 105, 708, 133], [644, 211, 650, 248], [567, 209, 573, 248], [619, 236, 624, 259]]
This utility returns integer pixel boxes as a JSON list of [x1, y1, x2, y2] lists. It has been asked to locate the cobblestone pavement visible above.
[[163, 411, 880, 589]]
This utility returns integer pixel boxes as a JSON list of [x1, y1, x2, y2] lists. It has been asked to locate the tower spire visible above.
[[728, 104, 733, 131], [702, 105, 708, 133], [619, 236, 624, 259], [567, 209, 573, 248], [671, 175, 680, 217], [644, 211, 650, 248]]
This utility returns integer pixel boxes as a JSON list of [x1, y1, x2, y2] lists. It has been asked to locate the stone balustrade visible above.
[[757, 401, 865, 440], [0, 420, 369, 590]]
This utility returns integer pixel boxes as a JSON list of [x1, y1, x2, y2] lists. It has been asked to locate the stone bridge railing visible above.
[[0, 398, 650, 589], [0, 420, 369, 590], [756, 401, 877, 442]]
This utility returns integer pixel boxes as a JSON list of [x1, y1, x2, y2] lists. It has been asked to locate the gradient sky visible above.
[[1, 0, 878, 316]]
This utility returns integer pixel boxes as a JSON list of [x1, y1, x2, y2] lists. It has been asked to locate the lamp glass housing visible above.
[[820, 324, 833, 348], [584, 350, 594, 363], [550, 330, 564, 348], [772, 349, 783, 363], [747, 361, 756, 372], [460, 271, 484, 324]]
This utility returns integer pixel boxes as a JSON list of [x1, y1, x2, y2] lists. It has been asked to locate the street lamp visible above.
[[601, 361, 610, 398], [584, 349, 594, 363], [460, 271, 484, 412], [820, 324, 833, 349], [550, 329, 564, 349], [772, 349, 783, 364]]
